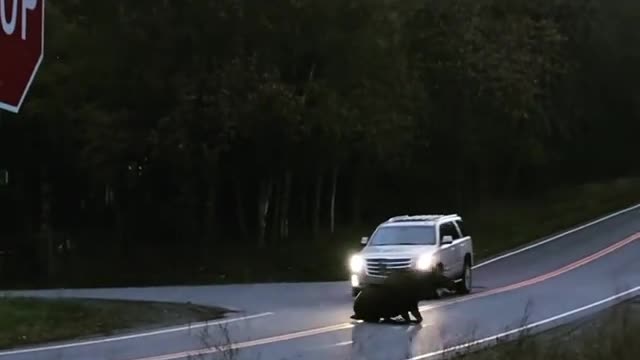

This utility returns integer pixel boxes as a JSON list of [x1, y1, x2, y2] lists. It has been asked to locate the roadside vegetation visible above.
[[467, 177, 640, 260], [169, 176, 640, 284], [1, 0, 639, 289], [0, 296, 226, 349], [177, 296, 640, 360], [453, 297, 640, 360]]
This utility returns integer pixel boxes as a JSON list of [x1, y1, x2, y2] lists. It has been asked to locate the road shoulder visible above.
[[0, 296, 228, 350]]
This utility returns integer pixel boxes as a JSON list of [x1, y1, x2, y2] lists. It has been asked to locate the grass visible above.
[[453, 296, 640, 360], [464, 177, 640, 261], [0, 296, 227, 350]]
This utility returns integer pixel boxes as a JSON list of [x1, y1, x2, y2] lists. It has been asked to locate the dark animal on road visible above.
[[350, 285, 423, 324], [350, 270, 457, 324]]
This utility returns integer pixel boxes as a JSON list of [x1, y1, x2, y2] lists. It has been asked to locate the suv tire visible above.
[[456, 259, 472, 294]]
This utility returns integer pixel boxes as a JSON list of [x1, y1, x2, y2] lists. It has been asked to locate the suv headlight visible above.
[[350, 255, 364, 273], [416, 253, 433, 271]]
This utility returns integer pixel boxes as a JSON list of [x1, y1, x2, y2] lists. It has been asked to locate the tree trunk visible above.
[[235, 183, 249, 242], [203, 180, 217, 254], [505, 155, 522, 197], [111, 187, 126, 256], [312, 174, 323, 239], [351, 170, 362, 226], [455, 157, 465, 208], [329, 166, 338, 234], [502, 139, 523, 197], [257, 178, 273, 249], [280, 170, 292, 241], [39, 170, 55, 285], [300, 182, 308, 228], [270, 178, 283, 243]]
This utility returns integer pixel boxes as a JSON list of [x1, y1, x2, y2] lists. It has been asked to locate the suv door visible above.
[[438, 221, 460, 278], [452, 219, 469, 276]]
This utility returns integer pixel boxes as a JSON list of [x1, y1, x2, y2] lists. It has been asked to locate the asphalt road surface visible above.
[[2, 204, 640, 360]]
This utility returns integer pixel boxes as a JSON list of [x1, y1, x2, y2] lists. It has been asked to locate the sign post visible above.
[[0, 0, 45, 113]]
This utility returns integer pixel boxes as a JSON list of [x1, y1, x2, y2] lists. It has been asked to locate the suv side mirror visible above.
[[441, 235, 453, 246], [360, 237, 369, 245]]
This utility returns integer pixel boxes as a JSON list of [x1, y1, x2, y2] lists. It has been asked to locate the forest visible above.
[[0, 0, 639, 288]]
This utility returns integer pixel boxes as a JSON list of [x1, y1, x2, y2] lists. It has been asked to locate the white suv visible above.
[[349, 214, 474, 297]]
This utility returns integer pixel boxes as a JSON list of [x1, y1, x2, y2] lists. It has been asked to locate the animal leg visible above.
[[400, 312, 412, 323], [410, 305, 423, 323]]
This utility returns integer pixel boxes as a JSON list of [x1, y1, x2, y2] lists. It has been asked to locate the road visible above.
[[2, 204, 640, 360]]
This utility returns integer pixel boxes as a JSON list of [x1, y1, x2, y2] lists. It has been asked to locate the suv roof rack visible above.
[[385, 214, 459, 223]]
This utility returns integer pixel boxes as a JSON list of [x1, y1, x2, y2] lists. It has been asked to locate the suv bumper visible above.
[[352, 273, 386, 289], [351, 273, 384, 296], [351, 270, 429, 291]]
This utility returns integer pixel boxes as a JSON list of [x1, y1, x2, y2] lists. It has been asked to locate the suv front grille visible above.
[[366, 258, 412, 277]]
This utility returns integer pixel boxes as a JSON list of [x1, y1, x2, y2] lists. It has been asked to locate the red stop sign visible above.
[[0, 0, 44, 113]]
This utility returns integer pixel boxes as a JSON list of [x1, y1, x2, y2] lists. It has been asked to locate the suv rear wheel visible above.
[[456, 259, 472, 294]]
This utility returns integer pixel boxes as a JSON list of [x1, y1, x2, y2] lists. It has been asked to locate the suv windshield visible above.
[[368, 225, 436, 246]]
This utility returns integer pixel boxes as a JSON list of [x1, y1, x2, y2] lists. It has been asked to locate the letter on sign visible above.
[[1, 0, 37, 40]]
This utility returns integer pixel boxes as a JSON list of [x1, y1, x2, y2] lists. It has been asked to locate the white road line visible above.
[[406, 285, 640, 360], [333, 341, 354, 347], [473, 203, 640, 269], [307, 340, 354, 353], [0, 312, 273, 357]]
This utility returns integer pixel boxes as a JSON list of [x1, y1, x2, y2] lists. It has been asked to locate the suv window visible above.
[[454, 220, 465, 237], [439, 221, 459, 240], [369, 225, 437, 246]]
